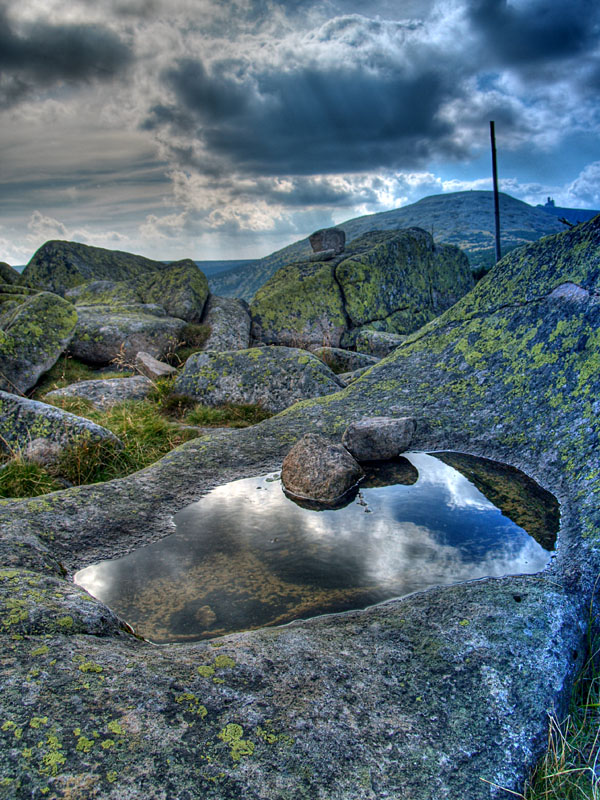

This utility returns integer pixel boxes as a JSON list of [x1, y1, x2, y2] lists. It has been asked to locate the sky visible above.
[[1, 0, 599, 265]]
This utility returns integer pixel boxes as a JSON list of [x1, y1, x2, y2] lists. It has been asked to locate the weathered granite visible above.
[[281, 432, 364, 504], [200, 294, 251, 352], [68, 305, 187, 364], [44, 376, 154, 409], [0, 391, 122, 461], [250, 228, 473, 349], [0, 218, 599, 799], [174, 346, 344, 413], [342, 416, 416, 461], [0, 288, 78, 393]]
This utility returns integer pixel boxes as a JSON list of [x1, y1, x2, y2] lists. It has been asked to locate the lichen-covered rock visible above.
[[200, 294, 251, 351], [250, 258, 349, 348], [21, 241, 209, 321], [0, 218, 598, 800], [174, 346, 344, 413], [310, 346, 379, 373], [0, 287, 78, 393], [354, 329, 407, 357], [0, 262, 20, 284], [68, 305, 187, 364], [135, 351, 177, 380], [65, 260, 209, 324], [0, 391, 121, 460], [342, 416, 416, 461], [281, 432, 364, 504], [44, 376, 154, 409], [250, 228, 473, 349]]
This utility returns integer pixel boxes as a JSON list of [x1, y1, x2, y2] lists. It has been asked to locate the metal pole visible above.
[[490, 120, 502, 263]]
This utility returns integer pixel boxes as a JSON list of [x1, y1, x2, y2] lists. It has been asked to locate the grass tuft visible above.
[[184, 402, 271, 428], [32, 355, 131, 398], [522, 625, 600, 800]]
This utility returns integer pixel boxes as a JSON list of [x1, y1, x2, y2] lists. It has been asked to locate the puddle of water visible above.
[[75, 452, 558, 644]]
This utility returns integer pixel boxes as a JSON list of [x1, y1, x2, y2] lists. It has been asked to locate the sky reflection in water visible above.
[[75, 452, 556, 643]]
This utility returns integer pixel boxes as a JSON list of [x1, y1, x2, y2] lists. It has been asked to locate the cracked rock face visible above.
[[250, 228, 473, 349], [0, 217, 599, 799]]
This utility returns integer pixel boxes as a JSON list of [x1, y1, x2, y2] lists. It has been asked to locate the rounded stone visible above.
[[281, 432, 364, 504]]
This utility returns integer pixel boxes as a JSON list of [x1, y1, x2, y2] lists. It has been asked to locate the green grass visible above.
[[1, 365, 271, 498], [184, 402, 271, 428]]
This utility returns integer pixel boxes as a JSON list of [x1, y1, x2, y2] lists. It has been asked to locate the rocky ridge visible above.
[[0, 216, 598, 797]]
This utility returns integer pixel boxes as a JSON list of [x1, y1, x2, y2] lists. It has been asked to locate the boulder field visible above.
[[0, 217, 599, 799]]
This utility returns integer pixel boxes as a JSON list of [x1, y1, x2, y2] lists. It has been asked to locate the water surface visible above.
[[75, 452, 558, 643]]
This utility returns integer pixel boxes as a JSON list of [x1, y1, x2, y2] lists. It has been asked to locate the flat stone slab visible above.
[[135, 351, 177, 380], [45, 376, 154, 409], [342, 415, 416, 461], [311, 345, 379, 373]]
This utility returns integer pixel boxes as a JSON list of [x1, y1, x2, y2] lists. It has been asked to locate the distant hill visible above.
[[195, 259, 258, 277], [208, 191, 573, 301]]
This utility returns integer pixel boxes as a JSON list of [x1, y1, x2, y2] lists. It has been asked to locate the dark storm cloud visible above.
[[468, 0, 600, 65], [0, 6, 132, 107], [149, 55, 461, 176]]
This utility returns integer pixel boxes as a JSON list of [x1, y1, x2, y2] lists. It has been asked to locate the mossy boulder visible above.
[[21, 242, 210, 322], [250, 228, 473, 349], [65, 261, 209, 324], [0, 288, 78, 393], [20, 240, 164, 295], [200, 294, 251, 352], [174, 346, 344, 413], [0, 391, 121, 461], [68, 305, 187, 365], [354, 329, 406, 357]]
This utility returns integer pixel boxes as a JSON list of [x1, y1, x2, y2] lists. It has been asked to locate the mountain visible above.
[[208, 191, 570, 301], [194, 258, 258, 277]]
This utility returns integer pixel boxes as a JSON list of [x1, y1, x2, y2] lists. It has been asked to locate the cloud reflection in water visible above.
[[75, 452, 554, 643]]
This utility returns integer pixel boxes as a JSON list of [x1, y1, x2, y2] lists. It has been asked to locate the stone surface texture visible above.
[[0, 217, 599, 799], [309, 227, 346, 254], [0, 390, 121, 459], [200, 294, 251, 352], [342, 416, 417, 461], [0, 287, 78, 393], [281, 432, 364, 503], [44, 376, 154, 409], [68, 305, 187, 364], [250, 228, 473, 349], [174, 346, 344, 413]]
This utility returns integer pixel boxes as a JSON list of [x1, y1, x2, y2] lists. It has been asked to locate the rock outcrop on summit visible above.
[[250, 228, 473, 349]]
